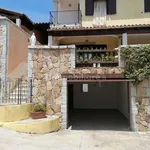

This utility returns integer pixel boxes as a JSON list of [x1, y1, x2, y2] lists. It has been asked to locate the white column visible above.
[[122, 33, 128, 45], [69, 45, 76, 69], [16, 18, 21, 27], [48, 36, 53, 47]]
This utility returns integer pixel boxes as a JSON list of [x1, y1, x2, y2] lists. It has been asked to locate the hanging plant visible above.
[[120, 45, 150, 85]]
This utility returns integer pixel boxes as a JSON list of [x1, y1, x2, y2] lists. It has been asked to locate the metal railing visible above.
[[50, 10, 82, 26], [0, 78, 32, 105]]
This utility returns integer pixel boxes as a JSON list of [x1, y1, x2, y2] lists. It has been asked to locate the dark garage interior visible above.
[[67, 81, 130, 131]]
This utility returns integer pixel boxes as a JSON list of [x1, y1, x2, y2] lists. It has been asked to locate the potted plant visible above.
[[109, 56, 115, 62], [31, 103, 47, 119], [114, 55, 118, 62]]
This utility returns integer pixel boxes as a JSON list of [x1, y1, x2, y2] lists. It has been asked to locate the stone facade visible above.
[[0, 25, 7, 103], [28, 46, 125, 128], [28, 45, 150, 132], [0, 25, 7, 80], [29, 47, 72, 116], [135, 79, 150, 131]]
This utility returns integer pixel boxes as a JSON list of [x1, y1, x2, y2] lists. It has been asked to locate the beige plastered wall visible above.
[[57, 36, 120, 49], [56, 34, 150, 47], [8, 23, 30, 78], [80, 0, 150, 27]]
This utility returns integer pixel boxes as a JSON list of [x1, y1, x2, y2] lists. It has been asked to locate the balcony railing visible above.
[[50, 10, 82, 26], [76, 48, 119, 68]]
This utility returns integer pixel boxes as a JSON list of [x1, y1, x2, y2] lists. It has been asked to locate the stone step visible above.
[[8, 97, 28, 100], [10, 93, 28, 96], [12, 88, 28, 91], [1, 115, 60, 134]]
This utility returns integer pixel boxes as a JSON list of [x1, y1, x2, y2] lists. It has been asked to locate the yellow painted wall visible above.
[[0, 104, 32, 122], [58, 36, 120, 49], [80, 0, 150, 27]]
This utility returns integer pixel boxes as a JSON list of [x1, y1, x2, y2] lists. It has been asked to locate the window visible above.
[[82, 84, 89, 92], [85, 0, 116, 16], [93, 0, 107, 25], [144, 0, 150, 12]]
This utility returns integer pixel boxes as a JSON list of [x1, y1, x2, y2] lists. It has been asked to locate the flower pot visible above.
[[31, 112, 46, 119]]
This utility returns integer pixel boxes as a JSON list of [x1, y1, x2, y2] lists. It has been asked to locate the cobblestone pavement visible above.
[[0, 128, 150, 150]]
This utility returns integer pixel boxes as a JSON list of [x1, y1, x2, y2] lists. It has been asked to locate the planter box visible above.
[[31, 112, 46, 119]]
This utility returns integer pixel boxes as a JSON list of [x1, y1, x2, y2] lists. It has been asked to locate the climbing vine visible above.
[[120, 45, 150, 85]]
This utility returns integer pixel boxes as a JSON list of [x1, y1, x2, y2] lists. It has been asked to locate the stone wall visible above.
[[0, 24, 7, 103], [135, 79, 150, 131], [0, 24, 7, 81], [28, 46, 150, 131], [29, 47, 72, 116], [28, 46, 125, 129]]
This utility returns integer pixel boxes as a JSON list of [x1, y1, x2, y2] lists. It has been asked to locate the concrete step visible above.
[[1, 115, 60, 134]]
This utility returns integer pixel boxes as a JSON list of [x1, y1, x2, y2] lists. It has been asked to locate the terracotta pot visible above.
[[31, 112, 46, 119]]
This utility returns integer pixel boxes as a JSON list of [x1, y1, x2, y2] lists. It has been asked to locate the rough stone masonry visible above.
[[28, 45, 150, 131], [0, 24, 7, 103]]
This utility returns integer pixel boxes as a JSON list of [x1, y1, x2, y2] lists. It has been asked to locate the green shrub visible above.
[[120, 45, 150, 85], [32, 104, 46, 112]]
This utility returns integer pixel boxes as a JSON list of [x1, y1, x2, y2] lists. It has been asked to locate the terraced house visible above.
[[27, 0, 150, 132], [1, 0, 150, 133]]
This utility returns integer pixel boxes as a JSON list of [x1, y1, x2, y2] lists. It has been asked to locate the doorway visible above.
[[67, 81, 130, 131]]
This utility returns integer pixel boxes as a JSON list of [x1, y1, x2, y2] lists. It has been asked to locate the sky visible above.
[[0, 0, 54, 22]]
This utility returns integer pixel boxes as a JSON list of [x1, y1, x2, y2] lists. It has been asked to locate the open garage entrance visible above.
[[67, 81, 130, 131]]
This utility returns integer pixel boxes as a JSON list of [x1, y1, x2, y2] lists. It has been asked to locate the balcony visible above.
[[50, 10, 82, 27]]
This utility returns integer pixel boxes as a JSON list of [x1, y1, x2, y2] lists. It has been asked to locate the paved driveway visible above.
[[0, 128, 150, 150]]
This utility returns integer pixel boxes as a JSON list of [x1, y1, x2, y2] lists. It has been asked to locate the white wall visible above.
[[73, 82, 119, 109], [55, 0, 79, 25], [117, 82, 129, 119], [71, 82, 129, 119]]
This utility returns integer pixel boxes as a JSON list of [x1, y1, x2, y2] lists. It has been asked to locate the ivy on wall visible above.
[[120, 45, 150, 85]]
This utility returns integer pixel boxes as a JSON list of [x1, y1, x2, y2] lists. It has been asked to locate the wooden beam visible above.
[[67, 79, 134, 82], [62, 74, 124, 78]]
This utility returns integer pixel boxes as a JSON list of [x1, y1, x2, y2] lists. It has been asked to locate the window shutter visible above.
[[145, 0, 150, 12], [107, 0, 116, 15], [85, 0, 94, 16]]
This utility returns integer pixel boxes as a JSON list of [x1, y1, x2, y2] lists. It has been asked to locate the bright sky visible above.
[[0, 0, 54, 22]]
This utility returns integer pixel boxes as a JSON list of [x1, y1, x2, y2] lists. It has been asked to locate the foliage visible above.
[[32, 103, 47, 112], [120, 45, 150, 85]]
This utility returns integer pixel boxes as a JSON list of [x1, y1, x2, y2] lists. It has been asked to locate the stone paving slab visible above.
[[0, 128, 150, 150]]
